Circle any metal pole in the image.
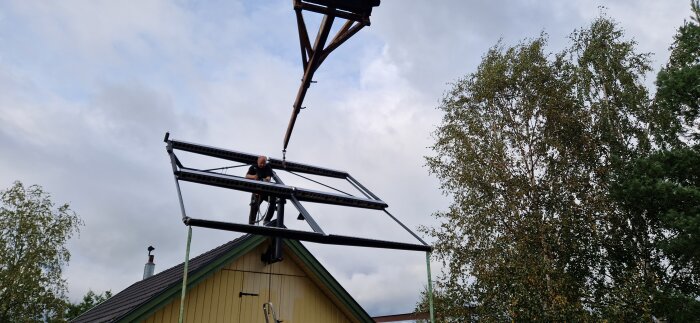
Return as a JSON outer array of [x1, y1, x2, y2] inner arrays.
[[346, 177, 372, 199], [174, 180, 188, 222], [346, 176, 430, 248], [178, 226, 193, 323], [384, 210, 429, 246], [426, 252, 435, 323], [167, 143, 189, 222], [346, 174, 380, 200], [273, 199, 286, 261]]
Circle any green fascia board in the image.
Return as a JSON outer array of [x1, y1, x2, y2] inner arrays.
[[117, 234, 266, 323], [283, 239, 374, 323]]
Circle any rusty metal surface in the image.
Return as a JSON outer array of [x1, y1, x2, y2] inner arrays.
[[283, 13, 335, 151], [283, 0, 380, 152]]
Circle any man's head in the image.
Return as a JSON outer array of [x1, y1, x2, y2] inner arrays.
[[257, 156, 267, 168]]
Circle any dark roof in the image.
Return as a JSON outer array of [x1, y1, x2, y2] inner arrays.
[[71, 235, 251, 323]]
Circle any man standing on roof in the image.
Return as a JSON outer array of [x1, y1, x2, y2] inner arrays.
[[246, 156, 277, 225]]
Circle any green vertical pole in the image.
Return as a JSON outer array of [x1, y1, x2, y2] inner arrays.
[[178, 226, 193, 323], [427, 251, 435, 323]]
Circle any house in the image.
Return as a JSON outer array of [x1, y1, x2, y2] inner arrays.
[[72, 234, 374, 323]]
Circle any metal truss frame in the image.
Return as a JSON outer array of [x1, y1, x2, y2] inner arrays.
[[164, 133, 430, 253]]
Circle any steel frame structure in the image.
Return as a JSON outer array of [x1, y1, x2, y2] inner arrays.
[[165, 133, 430, 254], [171, 2, 437, 322], [283, 0, 381, 154]]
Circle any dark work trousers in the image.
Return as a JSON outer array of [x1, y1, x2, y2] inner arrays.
[[248, 193, 277, 225]]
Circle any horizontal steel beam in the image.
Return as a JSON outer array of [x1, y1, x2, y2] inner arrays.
[[295, 1, 365, 23], [169, 138, 348, 178], [176, 169, 387, 210], [299, 0, 379, 18], [177, 168, 292, 195], [295, 184, 387, 209], [185, 218, 432, 252]]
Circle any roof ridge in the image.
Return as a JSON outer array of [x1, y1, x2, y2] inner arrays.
[[147, 233, 250, 277]]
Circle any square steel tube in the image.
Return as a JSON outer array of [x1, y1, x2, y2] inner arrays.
[[176, 169, 294, 197], [176, 169, 387, 210], [169, 139, 348, 178], [293, 185, 387, 209], [185, 217, 431, 252], [303, 0, 380, 13]]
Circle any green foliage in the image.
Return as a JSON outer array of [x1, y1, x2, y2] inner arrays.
[[0, 181, 82, 322], [612, 147, 700, 320], [65, 290, 112, 320], [423, 16, 654, 321], [423, 3, 699, 321], [604, 3, 700, 320], [566, 18, 657, 321], [414, 285, 468, 323], [653, 0, 700, 145]]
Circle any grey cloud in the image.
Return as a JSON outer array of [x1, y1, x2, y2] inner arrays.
[[0, 75, 209, 300]]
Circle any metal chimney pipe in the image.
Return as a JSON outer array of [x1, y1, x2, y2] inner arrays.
[[143, 246, 155, 279]]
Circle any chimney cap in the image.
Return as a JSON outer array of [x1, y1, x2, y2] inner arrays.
[[147, 246, 155, 256]]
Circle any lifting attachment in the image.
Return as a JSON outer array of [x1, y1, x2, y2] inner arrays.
[[283, 0, 381, 156]]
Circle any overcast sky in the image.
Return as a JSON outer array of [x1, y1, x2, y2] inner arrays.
[[0, 0, 693, 317]]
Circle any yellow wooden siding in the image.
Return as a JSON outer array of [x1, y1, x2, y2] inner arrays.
[[142, 242, 355, 323]]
